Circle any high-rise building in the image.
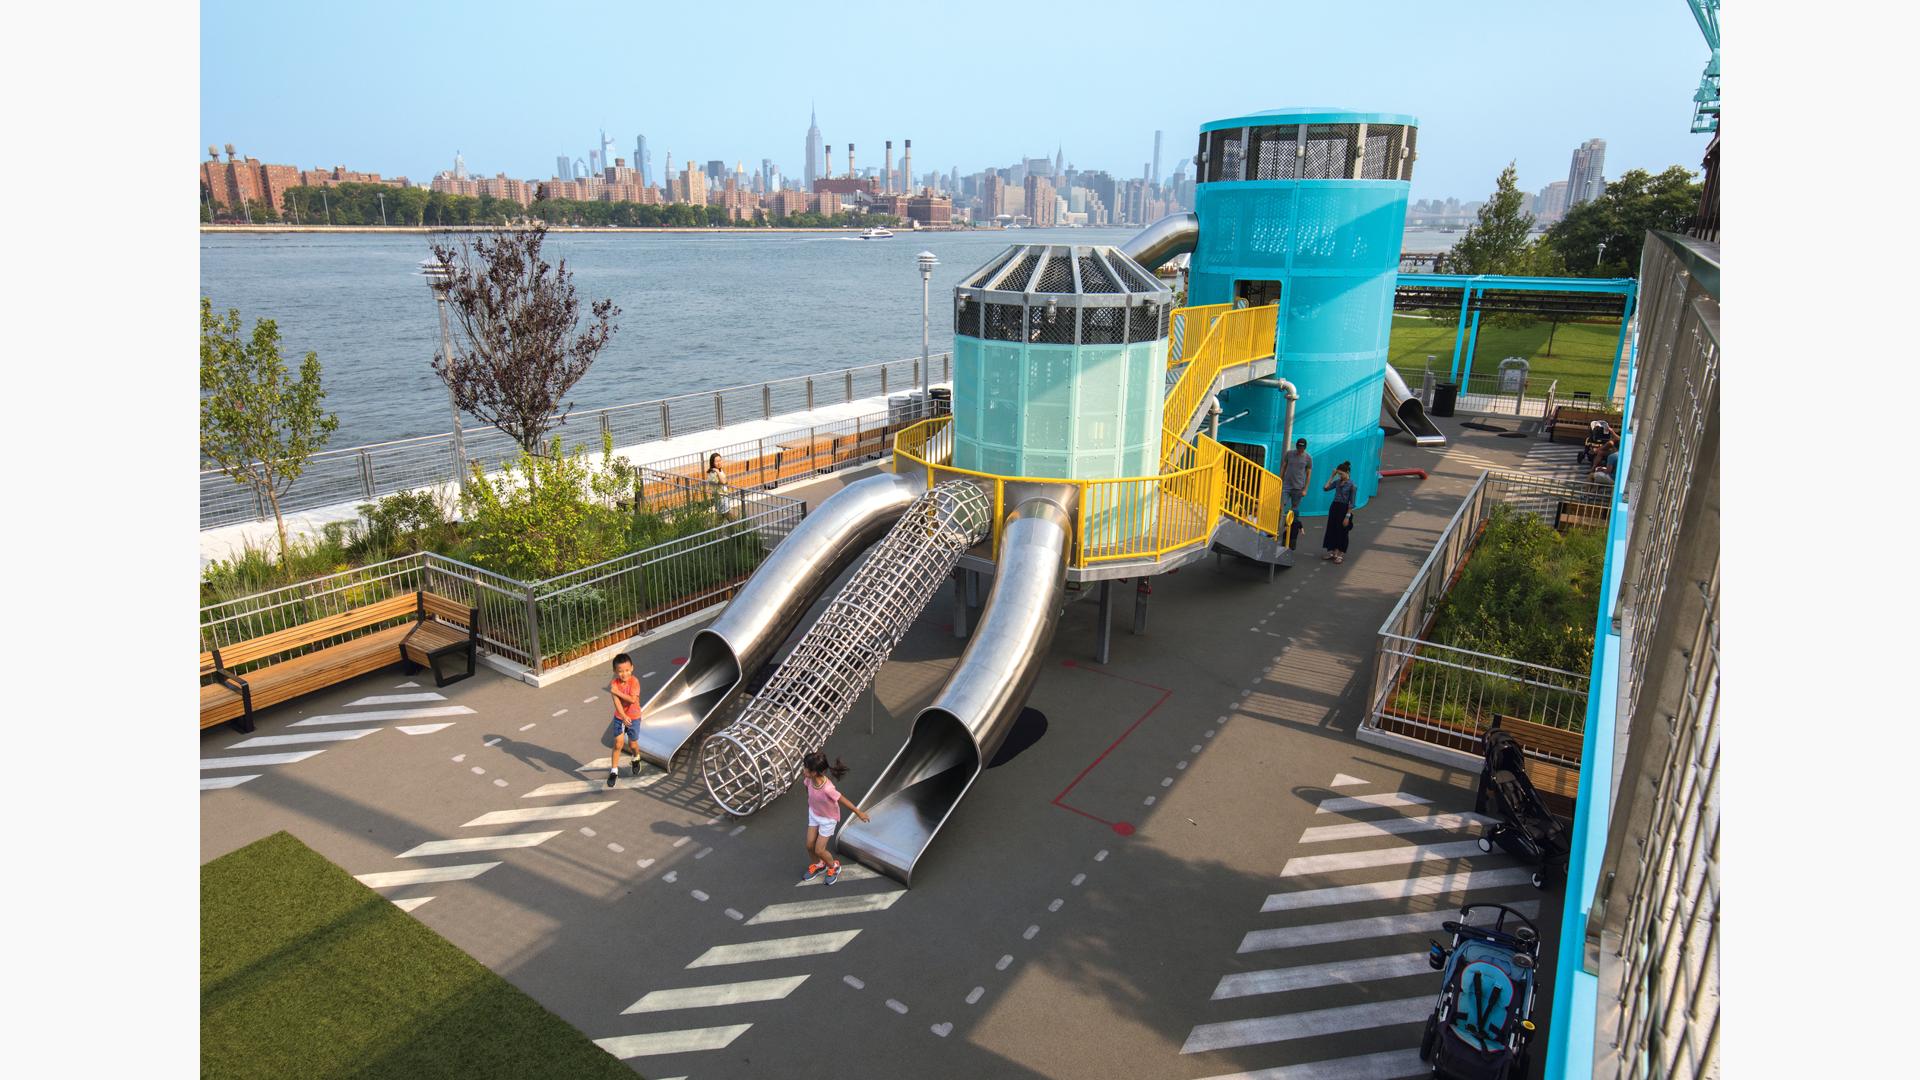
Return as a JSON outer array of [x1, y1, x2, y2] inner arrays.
[[1537, 180, 1571, 221], [1054, 145, 1064, 179], [1566, 138, 1607, 208], [635, 135, 651, 187], [600, 129, 616, 177], [1024, 175, 1057, 227], [981, 174, 1007, 221], [706, 160, 725, 187], [804, 106, 823, 190], [556, 154, 573, 181], [1152, 130, 1163, 184], [453, 151, 468, 181], [589, 149, 602, 175]]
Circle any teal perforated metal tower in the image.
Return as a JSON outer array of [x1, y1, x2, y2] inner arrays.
[[1192, 108, 1417, 516]]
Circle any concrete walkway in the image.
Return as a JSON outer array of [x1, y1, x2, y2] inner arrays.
[[200, 418, 1564, 1079]]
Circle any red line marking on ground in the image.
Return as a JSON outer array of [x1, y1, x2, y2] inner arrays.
[[671, 656, 688, 666], [1051, 663, 1173, 835]]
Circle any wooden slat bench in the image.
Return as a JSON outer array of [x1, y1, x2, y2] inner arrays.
[[1489, 714, 1583, 814], [200, 591, 478, 733], [1549, 405, 1624, 444]]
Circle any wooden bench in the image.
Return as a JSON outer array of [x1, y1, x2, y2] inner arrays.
[[200, 591, 478, 733], [1549, 405, 1624, 445], [1489, 714, 1583, 813]]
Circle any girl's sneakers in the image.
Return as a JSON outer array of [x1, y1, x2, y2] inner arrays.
[[804, 862, 826, 881], [826, 861, 842, 884]]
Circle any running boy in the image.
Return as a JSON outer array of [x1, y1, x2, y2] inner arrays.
[[800, 751, 870, 884], [606, 654, 645, 787]]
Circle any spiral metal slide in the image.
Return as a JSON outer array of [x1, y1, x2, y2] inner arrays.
[[837, 497, 1072, 885], [630, 471, 925, 766]]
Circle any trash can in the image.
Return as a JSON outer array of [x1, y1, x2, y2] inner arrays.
[[929, 386, 952, 418], [1432, 381, 1459, 418]]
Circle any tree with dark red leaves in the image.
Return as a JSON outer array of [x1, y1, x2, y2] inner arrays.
[[427, 225, 620, 459]]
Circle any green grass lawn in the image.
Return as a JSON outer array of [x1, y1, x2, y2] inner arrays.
[[202, 832, 636, 1080], [1388, 315, 1625, 399]]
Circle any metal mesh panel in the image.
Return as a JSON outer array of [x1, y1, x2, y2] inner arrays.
[[1126, 303, 1163, 343], [1034, 252, 1075, 292], [1029, 304, 1077, 344], [954, 294, 979, 338], [983, 302, 1024, 341], [1082, 307, 1126, 345], [1111, 259, 1160, 295], [1206, 129, 1244, 182], [1077, 255, 1119, 293], [994, 251, 1041, 292], [962, 246, 1021, 289], [698, 482, 993, 815], [1399, 126, 1419, 182], [1250, 126, 1299, 180], [1301, 124, 1357, 180], [1361, 126, 1394, 179]]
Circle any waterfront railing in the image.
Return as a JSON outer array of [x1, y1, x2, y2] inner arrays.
[[201, 351, 952, 529], [199, 470, 808, 674], [1364, 469, 1611, 757]]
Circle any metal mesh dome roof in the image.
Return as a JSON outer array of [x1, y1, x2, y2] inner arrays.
[[955, 244, 1171, 302]]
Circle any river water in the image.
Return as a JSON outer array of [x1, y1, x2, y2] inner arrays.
[[199, 226, 1458, 447]]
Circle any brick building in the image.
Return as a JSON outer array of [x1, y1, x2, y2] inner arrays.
[[298, 165, 408, 189], [811, 191, 842, 215], [812, 176, 878, 197], [766, 189, 811, 218], [1024, 176, 1057, 227], [906, 192, 952, 227], [200, 156, 300, 212]]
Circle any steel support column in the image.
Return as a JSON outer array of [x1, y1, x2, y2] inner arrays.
[[952, 571, 970, 639], [1093, 580, 1113, 663]]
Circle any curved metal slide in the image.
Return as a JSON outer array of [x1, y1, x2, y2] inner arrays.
[[837, 497, 1072, 885], [631, 471, 925, 766], [1122, 213, 1446, 449]]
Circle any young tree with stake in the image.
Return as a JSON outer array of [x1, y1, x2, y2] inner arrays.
[[200, 298, 341, 561]]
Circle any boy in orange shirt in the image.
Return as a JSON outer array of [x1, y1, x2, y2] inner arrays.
[[607, 653, 645, 787]]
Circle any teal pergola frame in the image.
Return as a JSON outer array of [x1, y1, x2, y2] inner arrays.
[[1396, 273, 1639, 396]]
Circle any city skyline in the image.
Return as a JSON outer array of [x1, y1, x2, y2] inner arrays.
[[201, 0, 1712, 204]]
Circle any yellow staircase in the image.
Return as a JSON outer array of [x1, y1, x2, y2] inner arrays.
[[1162, 304, 1290, 543]]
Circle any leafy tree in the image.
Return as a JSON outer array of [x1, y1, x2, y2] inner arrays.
[[1545, 166, 1701, 278], [458, 438, 625, 580], [1441, 163, 1535, 276], [428, 225, 620, 458], [200, 298, 341, 561]]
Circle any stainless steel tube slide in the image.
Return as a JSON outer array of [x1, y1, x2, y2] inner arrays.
[[1119, 212, 1199, 270], [837, 496, 1072, 885], [632, 471, 924, 766], [1382, 366, 1448, 447]]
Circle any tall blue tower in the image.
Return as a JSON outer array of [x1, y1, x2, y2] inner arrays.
[[1189, 109, 1417, 515]]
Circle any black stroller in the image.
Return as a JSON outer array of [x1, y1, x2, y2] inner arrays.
[[1420, 903, 1543, 1079], [1473, 726, 1571, 890]]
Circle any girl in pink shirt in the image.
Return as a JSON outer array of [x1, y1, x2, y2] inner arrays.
[[801, 750, 869, 884]]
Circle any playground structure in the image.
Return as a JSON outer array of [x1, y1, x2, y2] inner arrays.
[[635, 107, 1465, 885]]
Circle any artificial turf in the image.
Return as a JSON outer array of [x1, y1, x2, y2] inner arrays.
[[1388, 314, 1626, 398], [201, 831, 636, 1080]]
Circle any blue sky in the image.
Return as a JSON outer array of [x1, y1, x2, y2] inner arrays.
[[200, 0, 1714, 201]]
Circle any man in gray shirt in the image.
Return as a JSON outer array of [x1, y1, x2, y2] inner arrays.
[[1280, 438, 1312, 547]]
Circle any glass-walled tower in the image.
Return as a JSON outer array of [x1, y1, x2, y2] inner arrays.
[[1189, 108, 1417, 514]]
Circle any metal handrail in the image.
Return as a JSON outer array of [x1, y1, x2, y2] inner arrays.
[[1160, 303, 1278, 459]]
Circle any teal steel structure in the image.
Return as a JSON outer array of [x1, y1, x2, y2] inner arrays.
[[1191, 108, 1418, 518], [1395, 273, 1640, 396]]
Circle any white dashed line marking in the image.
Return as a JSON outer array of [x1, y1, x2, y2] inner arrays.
[[887, 999, 908, 1015], [1161, 777, 1173, 788], [696, 847, 712, 859], [1144, 796, 1157, 806], [1023, 925, 1040, 940], [1177, 760, 1189, 770], [638, 858, 656, 869], [1205, 730, 1215, 738], [931, 1022, 952, 1037], [484, 738, 501, 747], [725, 908, 744, 920], [580, 827, 596, 837], [843, 975, 865, 990], [493, 778, 508, 787], [583, 696, 599, 704], [451, 754, 466, 762], [691, 890, 709, 902], [996, 955, 1013, 971], [1095, 849, 1109, 862], [470, 767, 485, 775], [608, 843, 625, 853], [1071, 873, 1086, 886], [519, 723, 536, 732], [552, 709, 568, 717], [664, 871, 678, 883], [1191, 744, 1203, 753], [967, 986, 985, 1004], [644, 671, 657, 679], [729, 825, 746, 837], [673, 836, 691, 848], [1048, 899, 1063, 912]]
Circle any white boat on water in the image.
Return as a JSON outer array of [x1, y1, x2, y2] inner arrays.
[[859, 227, 895, 239]]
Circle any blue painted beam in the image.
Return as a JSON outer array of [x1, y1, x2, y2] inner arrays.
[[1397, 273, 1637, 294], [1606, 283, 1638, 402], [1448, 284, 1473, 381]]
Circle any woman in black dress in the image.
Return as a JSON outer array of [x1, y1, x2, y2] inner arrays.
[[1321, 461, 1357, 564]]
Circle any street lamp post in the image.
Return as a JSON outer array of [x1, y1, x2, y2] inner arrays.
[[917, 250, 938, 419], [419, 258, 467, 487]]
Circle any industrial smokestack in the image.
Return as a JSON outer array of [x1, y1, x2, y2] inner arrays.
[[904, 140, 912, 195], [848, 144, 855, 181], [885, 140, 893, 193], [825, 146, 832, 179]]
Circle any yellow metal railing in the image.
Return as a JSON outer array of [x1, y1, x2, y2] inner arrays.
[[1167, 303, 1233, 365], [1161, 303, 1279, 463], [893, 417, 1239, 569]]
